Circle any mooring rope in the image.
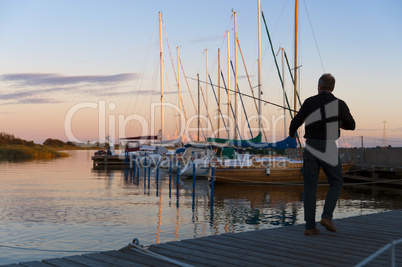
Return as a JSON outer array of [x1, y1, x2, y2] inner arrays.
[[121, 238, 194, 267], [0, 244, 99, 253]]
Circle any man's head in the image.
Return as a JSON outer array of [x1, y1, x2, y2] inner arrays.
[[318, 73, 335, 93]]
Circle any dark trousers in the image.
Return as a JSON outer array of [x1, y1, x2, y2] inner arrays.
[[303, 139, 343, 230]]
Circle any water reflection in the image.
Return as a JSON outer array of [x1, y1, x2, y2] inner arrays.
[[1, 150, 402, 265]]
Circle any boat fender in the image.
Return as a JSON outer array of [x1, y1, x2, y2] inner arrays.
[[266, 167, 270, 175]]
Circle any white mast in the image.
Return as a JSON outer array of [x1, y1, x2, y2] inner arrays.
[[257, 0, 262, 136], [218, 48, 221, 139], [177, 46, 181, 135], [294, 0, 298, 116], [159, 12, 164, 140], [205, 48, 209, 136], [226, 31, 231, 139], [279, 47, 286, 139], [234, 11, 238, 140]]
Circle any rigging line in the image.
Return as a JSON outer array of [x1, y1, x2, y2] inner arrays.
[[230, 60, 253, 139], [220, 71, 242, 140], [195, 75, 208, 141], [284, 51, 302, 106], [261, 10, 294, 120], [129, 20, 157, 103], [302, 0, 326, 73], [125, 18, 158, 137], [209, 74, 228, 134], [162, 60, 179, 136], [237, 38, 268, 142], [179, 58, 199, 116], [237, 39, 259, 116], [262, 9, 302, 148], [162, 18, 179, 84], [198, 83, 216, 134], [179, 58, 206, 140], [186, 76, 297, 113]]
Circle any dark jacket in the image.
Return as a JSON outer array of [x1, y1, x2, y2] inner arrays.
[[289, 91, 355, 140]]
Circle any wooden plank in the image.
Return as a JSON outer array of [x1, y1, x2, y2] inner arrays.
[[18, 262, 54, 267], [83, 253, 138, 266], [42, 258, 87, 267], [112, 248, 181, 267], [187, 234, 350, 267], [149, 243, 247, 267], [276, 225, 393, 250], [223, 230, 390, 265], [165, 240, 276, 267], [252, 228, 390, 260], [61, 255, 116, 267], [178, 237, 323, 267], [11, 210, 402, 267], [258, 224, 399, 264]]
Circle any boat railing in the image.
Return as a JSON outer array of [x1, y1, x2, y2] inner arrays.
[[354, 238, 402, 267]]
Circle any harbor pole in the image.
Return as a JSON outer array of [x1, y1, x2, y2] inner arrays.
[[144, 157, 147, 190], [169, 157, 172, 174], [156, 165, 159, 197], [169, 161, 172, 199], [129, 154, 133, 180], [136, 157, 140, 185], [176, 162, 180, 186], [210, 166, 214, 208], [148, 162, 151, 190], [192, 162, 196, 210], [133, 155, 136, 181]]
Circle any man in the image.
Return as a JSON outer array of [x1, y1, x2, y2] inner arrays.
[[289, 73, 355, 235]]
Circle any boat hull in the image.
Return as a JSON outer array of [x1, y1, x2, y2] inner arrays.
[[210, 163, 353, 184]]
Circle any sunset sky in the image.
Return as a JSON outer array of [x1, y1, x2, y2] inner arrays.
[[1, 0, 401, 147]]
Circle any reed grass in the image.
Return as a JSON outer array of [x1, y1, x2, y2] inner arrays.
[[0, 145, 69, 161]]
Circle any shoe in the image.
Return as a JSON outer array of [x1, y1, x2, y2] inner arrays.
[[320, 218, 337, 232], [304, 228, 320, 236]]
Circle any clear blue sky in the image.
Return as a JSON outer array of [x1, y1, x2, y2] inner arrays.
[[0, 0, 401, 147]]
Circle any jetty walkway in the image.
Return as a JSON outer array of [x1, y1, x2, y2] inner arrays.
[[4, 210, 402, 266]]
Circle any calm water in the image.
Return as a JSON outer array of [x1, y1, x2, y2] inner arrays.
[[1, 150, 402, 264]]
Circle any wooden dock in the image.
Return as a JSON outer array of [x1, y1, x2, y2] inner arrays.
[[4, 210, 402, 266], [91, 155, 125, 169]]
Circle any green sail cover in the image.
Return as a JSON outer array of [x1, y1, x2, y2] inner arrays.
[[207, 133, 262, 147], [206, 133, 297, 150]]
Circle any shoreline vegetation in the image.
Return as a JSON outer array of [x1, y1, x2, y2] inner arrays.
[[0, 132, 98, 161]]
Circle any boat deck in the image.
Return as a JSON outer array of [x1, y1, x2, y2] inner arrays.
[[4, 210, 402, 266]]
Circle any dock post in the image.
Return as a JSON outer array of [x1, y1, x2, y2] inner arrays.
[[156, 164, 160, 197], [148, 163, 151, 190], [132, 155, 136, 181], [211, 166, 214, 207], [129, 154, 133, 180], [176, 162, 180, 186], [136, 159, 140, 185], [143, 157, 147, 178], [144, 157, 147, 190], [133, 155, 137, 179], [192, 162, 196, 210], [123, 152, 128, 180], [169, 162, 172, 199], [192, 162, 196, 192]]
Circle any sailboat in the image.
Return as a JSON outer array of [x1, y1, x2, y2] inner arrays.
[[208, 0, 353, 184], [123, 12, 183, 166]]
